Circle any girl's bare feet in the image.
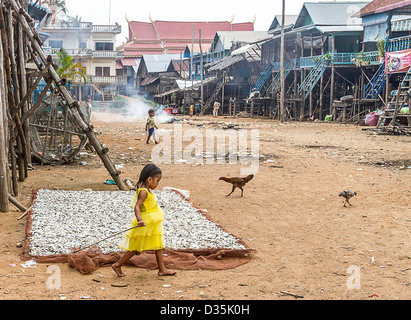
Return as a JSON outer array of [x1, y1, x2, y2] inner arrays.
[[158, 269, 176, 276], [112, 264, 126, 277]]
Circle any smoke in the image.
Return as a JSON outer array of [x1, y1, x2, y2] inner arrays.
[[123, 95, 173, 124], [92, 94, 173, 124]]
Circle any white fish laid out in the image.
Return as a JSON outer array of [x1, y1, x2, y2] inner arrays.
[[28, 189, 246, 256]]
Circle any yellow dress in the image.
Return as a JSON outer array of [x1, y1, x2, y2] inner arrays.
[[119, 188, 165, 252]]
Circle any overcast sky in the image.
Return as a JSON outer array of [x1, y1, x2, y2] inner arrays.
[[64, 0, 366, 44]]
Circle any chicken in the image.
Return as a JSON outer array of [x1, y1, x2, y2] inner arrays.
[[219, 174, 254, 197], [339, 190, 357, 207]]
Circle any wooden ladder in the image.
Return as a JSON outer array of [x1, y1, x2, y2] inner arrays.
[[376, 67, 411, 128]]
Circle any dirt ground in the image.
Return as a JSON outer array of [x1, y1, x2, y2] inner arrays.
[[1, 107, 410, 301]]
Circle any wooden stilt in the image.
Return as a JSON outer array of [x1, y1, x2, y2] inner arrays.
[[0, 6, 10, 212], [330, 36, 336, 117]]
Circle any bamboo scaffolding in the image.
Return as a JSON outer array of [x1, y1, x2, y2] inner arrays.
[[0, 0, 129, 212]]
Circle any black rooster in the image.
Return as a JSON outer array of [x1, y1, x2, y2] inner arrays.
[[339, 190, 357, 207]]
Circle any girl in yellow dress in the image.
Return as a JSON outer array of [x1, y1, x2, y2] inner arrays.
[[112, 164, 176, 277]]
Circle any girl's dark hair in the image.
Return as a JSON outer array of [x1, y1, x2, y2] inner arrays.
[[148, 109, 155, 114], [136, 164, 162, 188]]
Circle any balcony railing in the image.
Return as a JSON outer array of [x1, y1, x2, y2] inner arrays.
[[45, 21, 93, 29], [70, 76, 127, 85], [332, 53, 357, 64], [44, 48, 92, 56], [92, 25, 122, 33], [300, 55, 322, 68], [387, 35, 411, 52], [44, 22, 121, 33], [44, 48, 124, 59], [92, 50, 124, 58], [90, 76, 127, 85], [272, 59, 300, 71], [361, 51, 380, 65], [269, 51, 381, 71]]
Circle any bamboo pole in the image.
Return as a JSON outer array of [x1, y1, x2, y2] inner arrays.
[[1, 5, 28, 182], [18, 9, 31, 175], [8, 193, 27, 212], [330, 35, 336, 117], [389, 83, 402, 126], [279, 0, 285, 123], [0, 19, 9, 212]]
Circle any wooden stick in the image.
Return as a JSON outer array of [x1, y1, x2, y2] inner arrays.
[[280, 291, 304, 299], [124, 178, 135, 190], [17, 204, 33, 220], [73, 225, 140, 253], [0, 9, 10, 212], [8, 193, 27, 212], [390, 83, 403, 126]]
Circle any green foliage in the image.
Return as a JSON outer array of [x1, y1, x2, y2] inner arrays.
[[56, 48, 87, 83], [375, 36, 386, 58], [323, 53, 332, 61]]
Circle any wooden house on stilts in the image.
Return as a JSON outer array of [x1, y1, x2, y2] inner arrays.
[[353, 0, 411, 130], [253, 1, 371, 121]]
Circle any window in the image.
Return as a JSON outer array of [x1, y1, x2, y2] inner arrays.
[[95, 67, 110, 77], [79, 41, 87, 49], [95, 42, 114, 51], [49, 40, 63, 48]]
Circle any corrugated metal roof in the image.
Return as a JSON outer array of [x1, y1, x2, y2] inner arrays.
[[141, 54, 181, 73], [214, 31, 269, 50], [295, 2, 369, 28], [315, 25, 364, 33], [268, 15, 299, 32]]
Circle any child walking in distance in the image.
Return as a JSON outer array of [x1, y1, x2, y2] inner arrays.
[[112, 164, 176, 277], [146, 109, 158, 144]]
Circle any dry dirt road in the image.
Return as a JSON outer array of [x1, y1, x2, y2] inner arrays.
[[1, 109, 410, 301]]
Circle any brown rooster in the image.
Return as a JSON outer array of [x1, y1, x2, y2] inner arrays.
[[219, 174, 254, 197]]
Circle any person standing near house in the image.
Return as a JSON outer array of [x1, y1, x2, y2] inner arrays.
[[213, 101, 221, 117], [229, 97, 235, 116], [195, 100, 201, 116], [86, 98, 92, 122]]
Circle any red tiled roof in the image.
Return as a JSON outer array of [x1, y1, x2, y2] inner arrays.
[[123, 49, 163, 58], [126, 42, 163, 49], [115, 60, 123, 69], [123, 19, 254, 56], [375, 0, 411, 13], [353, 0, 411, 17], [231, 22, 255, 31], [121, 58, 138, 66], [129, 21, 158, 41], [154, 21, 233, 40]]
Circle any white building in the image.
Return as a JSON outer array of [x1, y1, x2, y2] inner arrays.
[[42, 21, 125, 100]]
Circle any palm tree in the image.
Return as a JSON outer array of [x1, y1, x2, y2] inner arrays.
[[56, 48, 87, 83], [41, 0, 67, 16], [69, 15, 82, 28], [41, 0, 68, 25]]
